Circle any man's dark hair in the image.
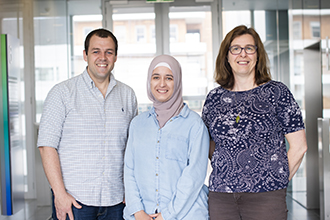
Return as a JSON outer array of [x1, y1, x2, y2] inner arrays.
[[84, 28, 118, 55]]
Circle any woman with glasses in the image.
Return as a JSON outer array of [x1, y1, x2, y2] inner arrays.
[[202, 25, 307, 220]]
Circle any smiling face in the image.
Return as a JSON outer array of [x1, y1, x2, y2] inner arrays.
[[150, 66, 174, 103], [83, 35, 117, 82], [228, 34, 257, 78]]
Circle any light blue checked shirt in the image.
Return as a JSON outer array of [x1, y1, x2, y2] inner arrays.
[[124, 104, 209, 220], [37, 69, 138, 207]]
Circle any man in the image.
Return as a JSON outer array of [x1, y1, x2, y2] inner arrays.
[[38, 28, 138, 220]]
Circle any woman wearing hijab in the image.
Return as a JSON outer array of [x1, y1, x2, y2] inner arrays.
[[124, 54, 210, 220]]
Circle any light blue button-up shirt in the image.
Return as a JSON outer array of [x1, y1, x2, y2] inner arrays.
[[124, 104, 209, 220]]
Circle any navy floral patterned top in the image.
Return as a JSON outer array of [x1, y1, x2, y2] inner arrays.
[[202, 80, 305, 193]]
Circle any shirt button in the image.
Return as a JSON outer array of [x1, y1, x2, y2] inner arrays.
[[157, 141, 159, 143], [156, 173, 158, 176], [156, 189, 158, 192], [156, 157, 159, 159]]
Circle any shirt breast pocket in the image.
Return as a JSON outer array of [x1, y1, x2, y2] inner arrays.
[[165, 134, 189, 163]]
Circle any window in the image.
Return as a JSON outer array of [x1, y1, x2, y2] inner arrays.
[[170, 24, 178, 42], [115, 25, 126, 43], [83, 27, 93, 38], [150, 25, 155, 43], [310, 21, 320, 38], [186, 29, 200, 43], [112, 7, 156, 112], [136, 25, 146, 43], [293, 21, 302, 40], [72, 15, 102, 77], [169, 7, 213, 114]]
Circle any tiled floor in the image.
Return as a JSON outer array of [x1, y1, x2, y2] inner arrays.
[[0, 194, 321, 220], [287, 194, 320, 220], [0, 199, 51, 220]]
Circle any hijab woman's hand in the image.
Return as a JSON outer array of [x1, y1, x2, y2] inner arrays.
[[134, 210, 153, 220], [149, 213, 164, 220]]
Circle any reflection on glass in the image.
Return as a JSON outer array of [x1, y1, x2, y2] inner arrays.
[[169, 7, 212, 114], [34, 1, 70, 122]]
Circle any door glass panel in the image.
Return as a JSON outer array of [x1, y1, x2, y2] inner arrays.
[[289, 8, 306, 206], [0, 1, 25, 192], [321, 9, 330, 117], [169, 6, 212, 114], [112, 7, 156, 113], [35, 0, 102, 122], [71, 14, 102, 77], [34, 0, 70, 122], [322, 47, 330, 117], [290, 5, 323, 207], [321, 2, 330, 217], [222, 11, 251, 36]]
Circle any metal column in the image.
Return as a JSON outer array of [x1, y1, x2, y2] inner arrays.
[[317, 118, 330, 220]]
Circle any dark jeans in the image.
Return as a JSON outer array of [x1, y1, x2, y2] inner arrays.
[[208, 188, 288, 220], [51, 190, 124, 220]]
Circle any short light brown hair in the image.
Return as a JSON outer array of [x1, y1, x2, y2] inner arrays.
[[214, 25, 271, 89]]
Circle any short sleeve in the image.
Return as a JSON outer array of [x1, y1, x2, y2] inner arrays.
[[202, 89, 216, 130], [37, 84, 66, 149], [275, 83, 305, 134]]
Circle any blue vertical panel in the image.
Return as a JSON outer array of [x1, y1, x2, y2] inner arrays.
[[7, 33, 24, 215], [0, 34, 23, 216], [0, 34, 13, 216]]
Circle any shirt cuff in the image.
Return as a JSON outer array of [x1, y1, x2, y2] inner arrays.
[[126, 201, 144, 217]]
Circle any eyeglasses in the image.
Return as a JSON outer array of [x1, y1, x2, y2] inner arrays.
[[229, 45, 257, 55]]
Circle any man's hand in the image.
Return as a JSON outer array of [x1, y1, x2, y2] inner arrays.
[[134, 210, 153, 220], [54, 192, 82, 220]]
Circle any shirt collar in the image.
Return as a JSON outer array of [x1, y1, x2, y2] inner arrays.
[[108, 73, 117, 92], [82, 68, 95, 89], [82, 68, 117, 93], [147, 103, 189, 119]]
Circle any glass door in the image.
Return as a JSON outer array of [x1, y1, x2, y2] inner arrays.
[[290, 0, 330, 209], [169, 5, 213, 114], [321, 3, 330, 117], [320, 2, 330, 217], [108, 1, 214, 114], [111, 6, 156, 112]]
